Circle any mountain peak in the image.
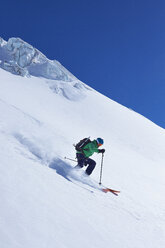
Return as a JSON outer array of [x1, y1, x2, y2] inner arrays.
[[0, 37, 76, 81]]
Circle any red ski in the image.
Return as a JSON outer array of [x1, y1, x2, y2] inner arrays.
[[102, 188, 120, 196]]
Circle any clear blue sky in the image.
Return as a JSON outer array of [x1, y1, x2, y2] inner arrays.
[[1, 0, 165, 128]]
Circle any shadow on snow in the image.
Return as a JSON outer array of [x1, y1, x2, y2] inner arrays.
[[49, 158, 75, 182]]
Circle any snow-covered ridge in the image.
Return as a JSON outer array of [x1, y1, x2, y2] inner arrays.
[[0, 37, 77, 81], [0, 37, 91, 101]]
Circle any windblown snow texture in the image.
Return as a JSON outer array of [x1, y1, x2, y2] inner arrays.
[[0, 37, 165, 248]]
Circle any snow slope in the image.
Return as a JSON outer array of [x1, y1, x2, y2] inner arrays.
[[0, 38, 165, 248]]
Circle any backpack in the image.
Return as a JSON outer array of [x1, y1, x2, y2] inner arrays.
[[74, 137, 91, 152]]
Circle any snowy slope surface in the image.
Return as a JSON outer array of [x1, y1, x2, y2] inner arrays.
[[0, 39, 165, 248]]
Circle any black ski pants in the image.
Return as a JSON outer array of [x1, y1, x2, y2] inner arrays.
[[76, 153, 96, 175]]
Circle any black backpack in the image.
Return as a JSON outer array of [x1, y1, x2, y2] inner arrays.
[[74, 137, 91, 152]]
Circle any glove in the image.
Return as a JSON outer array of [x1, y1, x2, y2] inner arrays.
[[98, 149, 105, 154]]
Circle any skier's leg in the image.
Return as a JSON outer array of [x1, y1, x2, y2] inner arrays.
[[75, 153, 85, 168], [85, 158, 96, 175]]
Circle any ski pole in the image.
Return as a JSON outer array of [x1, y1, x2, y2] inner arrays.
[[64, 157, 77, 163], [99, 153, 104, 185]]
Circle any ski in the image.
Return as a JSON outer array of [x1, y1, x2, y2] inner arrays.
[[102, 188, 120, 196]]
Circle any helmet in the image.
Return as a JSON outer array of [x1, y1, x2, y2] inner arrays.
[[96, 138, 104, 146]]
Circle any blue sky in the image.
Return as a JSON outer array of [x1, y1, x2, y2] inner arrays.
[[1, 0, 165, 128]]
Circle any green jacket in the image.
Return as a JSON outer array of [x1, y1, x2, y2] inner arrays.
[[77, 140, 99, 158]]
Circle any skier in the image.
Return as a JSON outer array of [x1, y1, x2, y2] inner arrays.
[[75, 137, 105, 176]]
